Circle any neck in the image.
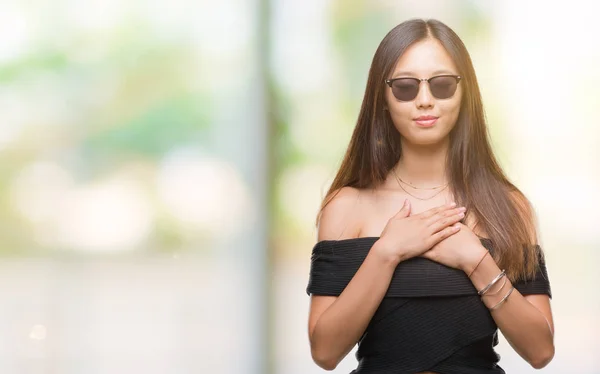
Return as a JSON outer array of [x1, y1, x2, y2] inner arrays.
[[393, 137, 450, 188]]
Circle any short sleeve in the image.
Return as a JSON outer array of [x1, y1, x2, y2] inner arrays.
[[305, 239, 371, 296], [513, 247, 552, 298]]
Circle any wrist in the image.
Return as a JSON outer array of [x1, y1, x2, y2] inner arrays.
[[371, 239, 403, 268], [462, 245, 489, 275], [468, 251, 505, 299]]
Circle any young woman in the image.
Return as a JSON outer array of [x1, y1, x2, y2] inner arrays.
[[306, 19, 554, 374]]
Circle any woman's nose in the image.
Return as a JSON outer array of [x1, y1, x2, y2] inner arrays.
[[414, 81, 434, 108]]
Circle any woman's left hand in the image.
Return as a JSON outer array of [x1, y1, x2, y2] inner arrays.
[[420, 222, 488, 273]]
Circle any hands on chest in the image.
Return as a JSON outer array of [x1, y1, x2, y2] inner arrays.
[[373, 199, 488, 272]]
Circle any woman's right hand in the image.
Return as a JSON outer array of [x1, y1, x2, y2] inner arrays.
[[374, 199, 466, 265]]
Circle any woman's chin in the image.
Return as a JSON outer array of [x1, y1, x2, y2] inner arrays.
[[402, 131, 446, 146], [401, 125, 454, 146]]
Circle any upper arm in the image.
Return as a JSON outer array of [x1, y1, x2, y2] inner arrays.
[[309, 187, 363, 341], [511, 190, 554, 334]]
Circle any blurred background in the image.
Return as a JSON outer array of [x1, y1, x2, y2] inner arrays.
[[0, 0, 598, 373]]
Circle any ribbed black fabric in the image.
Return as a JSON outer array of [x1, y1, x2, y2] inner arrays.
[[306, 237, 552, 374]]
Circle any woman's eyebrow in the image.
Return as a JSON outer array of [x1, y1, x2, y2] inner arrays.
[[391, 69, 456, 78]]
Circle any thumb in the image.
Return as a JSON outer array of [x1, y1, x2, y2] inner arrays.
[[395, 198, 411, 218]]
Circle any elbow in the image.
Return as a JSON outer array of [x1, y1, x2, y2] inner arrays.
[[309, 323, 349, 370], [529, 345, 555, 369], [310, 338, 342, 371], [314, 359, 337, 371], [311, 347, 339, 371]]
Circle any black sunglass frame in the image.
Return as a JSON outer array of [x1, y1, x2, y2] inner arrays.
[[384, 74, 462, 101]]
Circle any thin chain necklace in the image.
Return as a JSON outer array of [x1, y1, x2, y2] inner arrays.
[[395, 173, 448, 190], [392, 169, 448, 201]]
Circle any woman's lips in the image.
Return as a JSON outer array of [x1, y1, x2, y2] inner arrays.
[[414, 117, 438, 127]]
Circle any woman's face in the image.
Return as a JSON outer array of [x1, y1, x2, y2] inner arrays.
[[385, 38, 463, 146]]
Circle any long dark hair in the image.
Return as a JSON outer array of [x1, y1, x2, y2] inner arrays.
[[317, 19, 541, 281]]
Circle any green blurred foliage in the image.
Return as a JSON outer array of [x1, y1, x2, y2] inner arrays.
[[0, 16, 213, 255]]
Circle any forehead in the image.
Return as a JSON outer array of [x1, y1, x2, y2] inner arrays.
[[391, 38, 458, 78]]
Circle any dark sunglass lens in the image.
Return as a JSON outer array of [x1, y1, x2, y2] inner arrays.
[[391, 79, 419, 101], [429, 76, 458, 99]]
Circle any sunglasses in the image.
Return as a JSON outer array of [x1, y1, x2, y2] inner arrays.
[[385, 74, 462, 102]]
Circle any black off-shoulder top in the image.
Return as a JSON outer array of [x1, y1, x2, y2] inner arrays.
[[306, 237, 551, 374]]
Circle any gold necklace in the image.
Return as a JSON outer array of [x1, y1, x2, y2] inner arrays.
[[395, 172, 448, 190], [392, 169, 448, 201]]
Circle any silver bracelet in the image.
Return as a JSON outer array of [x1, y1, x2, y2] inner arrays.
[[483, 276, 508, 297], [477, 270, 506, 296], [489, 286, 515, 311]]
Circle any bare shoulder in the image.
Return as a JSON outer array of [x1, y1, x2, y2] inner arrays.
[[317, 186, 364, 241]]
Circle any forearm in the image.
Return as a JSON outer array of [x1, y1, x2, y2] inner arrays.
[[311, 241, 398, 368], [467, 251, 554, 368]]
